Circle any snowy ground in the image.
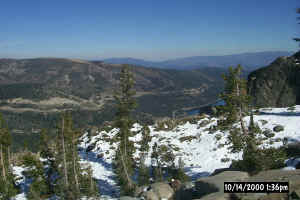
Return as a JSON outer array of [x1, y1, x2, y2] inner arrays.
[[12, 105, 300, 199]]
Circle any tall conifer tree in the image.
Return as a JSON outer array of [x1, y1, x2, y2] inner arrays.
[[294, 8, 300, 43], [138, 125, 151, 186], [222, 65, 260, 173], [220, 65, 250, 128], [0, 113, 16, 199], [113, 65, 137, 195]]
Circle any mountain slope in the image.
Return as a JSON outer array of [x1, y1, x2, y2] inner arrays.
[[0, 58, 226, 151], [248, 51, 300, 107], [78, 106, 300, 197]]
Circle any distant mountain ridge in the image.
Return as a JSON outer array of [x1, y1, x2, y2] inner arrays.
[[103, 51, 293, 70]]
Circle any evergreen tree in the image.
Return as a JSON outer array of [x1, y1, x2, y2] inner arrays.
[[220, 65, 250, 127], [151, 142, 163, 182], [39, 129, 57, 196], [138, 125, 151, 186], [55, 112, 71, 199], [0, 113, 17, 199], [151, 143, 176, 181], [140, 125, 151, 153], [221, 65, 261, 174], [169, 157, 189, 182], [80, 165, 99, 198], [294, 8, 300, 43], [55, 112, 99, 199], [22, 152, 50, 200], [113, 65, 137, 195], [227, 128, 244, 153]]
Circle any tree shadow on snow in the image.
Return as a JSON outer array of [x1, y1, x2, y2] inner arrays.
[[79, 149, 112, 170], [78, 148, 119, 197], [259, 111, 300, 117], [184, 167, 210, 181]]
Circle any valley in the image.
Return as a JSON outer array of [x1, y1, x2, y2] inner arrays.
[[0, 58, 226, 151]]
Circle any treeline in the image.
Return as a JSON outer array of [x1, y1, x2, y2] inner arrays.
[[216, 65, 287, 174], [0, 83, 46, 100], [0, 111, 100, 199]]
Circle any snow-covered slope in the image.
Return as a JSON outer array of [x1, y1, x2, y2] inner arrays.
[[76, 106, 300, 197], [12, 106, 300, 199]]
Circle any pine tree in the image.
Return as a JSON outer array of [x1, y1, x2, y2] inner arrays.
[[113, 65, 137, 195], [0, 113, 17, 199], [294, 8, 300, 43], [79, 164, 99, 198], [151, 142, 163, 182], [55, 112, 80, 199], [23, 152, 50, 200], [221, 65, 261, 173], [140, 125, 151, 153], [220, 65, 250, 127], [54, 112, 100, 199], [39, 129, 57, 196], [138, 125, 151, 186], [172, 157, 189, 182]]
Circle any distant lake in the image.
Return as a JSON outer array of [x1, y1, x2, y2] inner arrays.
[[187, 100, 225, 116]]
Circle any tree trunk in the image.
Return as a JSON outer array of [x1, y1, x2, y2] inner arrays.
[[0, 144, 6, 181], [7, 146, 12, 172], [236, 80, 248, 136], [120, 134, 133, 188], [72, 134, 79, 191], [61, 117, 69, 188], [120, 150, 133, 188], [90, 171, 94, 194], [239, 106, 248, 135]]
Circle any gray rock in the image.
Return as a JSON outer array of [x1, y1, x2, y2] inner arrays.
[[119, 196, 140, 200], [134, 185, 149, 197], [141, 182, 174, 200], [248, 55, 300, 108], [194, 171, 249, 199], [199, 120, 210, 127], [273, 125, 284, 132], [142, 190, 159, 200], [236, 169, 300, 200], [259, 119, 268, 125], [174, 187, 194, 200], [194, 192, 233, 200], [151, 182, 174, 200], [263, 129, 275, 138], [183, 181, 194, 190]]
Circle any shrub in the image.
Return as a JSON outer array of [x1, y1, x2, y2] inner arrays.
[[221, 157, 230, 163], [167, 157, 190, 183], [154, 118, 177, 131], [21, 152, 40, 167], [231, 147, 287, 175], [215, 134, 222, 141], [259, 120, 268, 126], [227, 128, 244, 153], [179, 135, 197, 142], [287, 106, 296, 111], [263, 129, 275, 138]]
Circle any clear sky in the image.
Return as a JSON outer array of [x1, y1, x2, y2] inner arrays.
[[0, 0, 299, 61]]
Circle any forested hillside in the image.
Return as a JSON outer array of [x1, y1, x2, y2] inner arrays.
[[0, 58, 226, 151]]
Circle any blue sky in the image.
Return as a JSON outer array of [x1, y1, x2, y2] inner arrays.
[[0, 0, 299, 60]]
